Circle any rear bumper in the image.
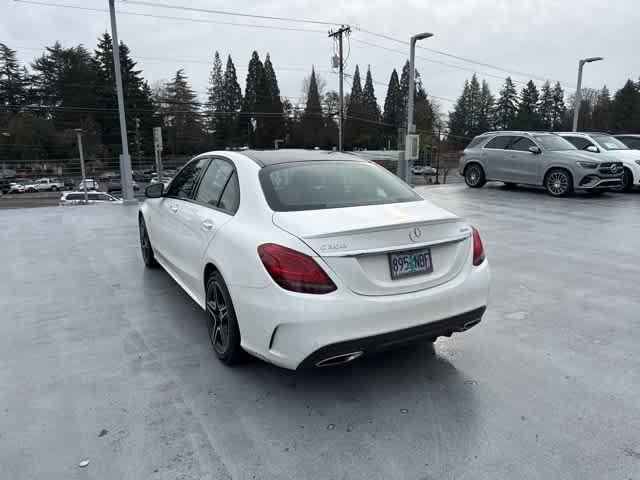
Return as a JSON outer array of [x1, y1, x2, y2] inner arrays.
[[231, 256, 490, 370], [297, 306, 486, 369]]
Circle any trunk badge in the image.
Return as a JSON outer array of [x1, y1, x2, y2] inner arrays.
[[409, 227, 423, 242]]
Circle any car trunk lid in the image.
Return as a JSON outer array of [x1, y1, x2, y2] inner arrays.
[[272, 200, 472, 296]]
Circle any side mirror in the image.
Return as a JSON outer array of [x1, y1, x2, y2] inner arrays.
[[145, 183, 164, 198], [529, 146, 541, 154], [586, 145, 599, 153]]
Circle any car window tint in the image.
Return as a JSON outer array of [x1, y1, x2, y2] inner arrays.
[[260, 161, 422, 212], [166, 158, 208, 199], [88, 193, 100, 200], [466, 136, 486, 149], [484, 136, 513, 149], [563, 136, 593, 150], [194, 159, 234, 206], [218, 171, 240, 214], [508, 137, 536, 151], [66, 194, 82, 200]]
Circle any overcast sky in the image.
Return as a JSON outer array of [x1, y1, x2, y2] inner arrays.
[[3, 0, 639, 115]]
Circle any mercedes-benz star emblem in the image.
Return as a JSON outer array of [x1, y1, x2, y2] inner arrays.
[[409, 227, 422, 242], [611, 164, 618, 173]]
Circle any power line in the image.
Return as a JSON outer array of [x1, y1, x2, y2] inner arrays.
[[119, 0, 339, 26], [12, 0, 327, 33], [354, 27, 572, 87]]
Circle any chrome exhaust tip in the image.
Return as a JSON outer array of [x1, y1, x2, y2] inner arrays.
[[460, 318, 481, 331], [315, 351, 364, 367]]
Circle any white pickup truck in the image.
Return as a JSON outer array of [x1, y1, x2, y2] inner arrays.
[[25, 177, 65, 192]]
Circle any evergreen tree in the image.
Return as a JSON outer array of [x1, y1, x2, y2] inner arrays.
[[241, 51, 270, 147], [515, 80, 540, 130], [551, 82, 566, 130], [0, 43, 27, 112], [448, 79, 472, 148], [399, 60, 411, 120], [162, 69, 204, 154], [93, 33, 155, 161], [206, 51, 224, 145], [361, 66, 381, 148], [220, 55, 243, 146], [261, 53, 285, 147], [591, 86, 613, 132], [382, 69, 401, 146], [538, 81, 555, 130], [301, 67, 325, 147], [478, 80, 495, 132], [612, 79, 640, 132], [495, 77, 518, 130], [344, 65, 364, 148], [31, 43, 101, 132]]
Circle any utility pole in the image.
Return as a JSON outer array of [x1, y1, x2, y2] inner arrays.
[[328, 25, 350, 152], [108, 0, 135, 204], [75, 129, 88, 204], [572, 56, 604, 131]]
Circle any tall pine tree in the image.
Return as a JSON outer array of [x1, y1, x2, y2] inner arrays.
[[551, 82, 566, 130], [162, 69, 203, 154], [515, 80, 540, 130], [301, 67, 324, 147], [592, 86, 612, 132], [478, 80, 495, 133], [495, 77, 518, 130], [0, 43, 27, 113], [612, 79, 640, 132], [382, 69, 401, 147], [344, 65, 364, 148], [261, 53, 285, 148], [538, 81, 554, 130], [220, 55, 243, 146], [361, 66, 381, 148], [206, 51, 224, 145]]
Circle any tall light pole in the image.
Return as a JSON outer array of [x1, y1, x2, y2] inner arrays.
[[108, 0, 135, 204], [74, 129, 89, 204], [572, 56, 603, 132], [403, 32, 433, 183]]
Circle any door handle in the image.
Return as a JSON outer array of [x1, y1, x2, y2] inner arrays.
[[201, 220, 214, 231], [169, 204, 178, 213]]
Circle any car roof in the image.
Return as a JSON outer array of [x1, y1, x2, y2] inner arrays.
[[614, 134, 640, 138], [555, 131, 611, 136], [240, 149, 366, 167]]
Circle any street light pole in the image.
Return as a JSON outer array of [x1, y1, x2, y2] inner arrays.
[[75, 129, 88, 204], [572, 56, 603, 132], [405, 32, 433, 183], [108, 0, 135, 204]]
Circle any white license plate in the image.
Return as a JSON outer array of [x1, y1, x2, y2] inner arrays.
[[388, 248, 433, 280]]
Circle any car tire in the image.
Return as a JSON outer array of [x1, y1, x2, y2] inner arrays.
[[205, 272, 244, 365], [617, 168, 634, 192], [464, 164, 486, 188], [51, 186, 58, 191], [544, 169, 573, 197], [139, 216, 159, 268]]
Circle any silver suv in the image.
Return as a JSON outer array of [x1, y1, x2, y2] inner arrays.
[[459, 131, 624, 196]]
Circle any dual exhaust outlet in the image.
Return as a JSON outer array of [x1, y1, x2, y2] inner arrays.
[[315, 351, 363, 367]]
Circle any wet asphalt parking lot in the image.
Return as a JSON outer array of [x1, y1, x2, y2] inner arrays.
[[1, 183, 639, 479]]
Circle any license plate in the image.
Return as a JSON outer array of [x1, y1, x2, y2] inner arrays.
[[388, 248, 433, 280]]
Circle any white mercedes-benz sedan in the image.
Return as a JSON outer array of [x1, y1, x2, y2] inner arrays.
[[139, 150, 490, 369]]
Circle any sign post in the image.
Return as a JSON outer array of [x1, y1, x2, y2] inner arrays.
[[153, 127, 163, 184]]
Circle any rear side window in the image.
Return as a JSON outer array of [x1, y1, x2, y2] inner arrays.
[[484, 136, 514, 149], [65, 193, 83, 200], [218, 172, 240, 214], [194, 159, 234, 207], [260, 161, 422, 212], [508, 137, 536, 151], [466, 136, 486, 149]]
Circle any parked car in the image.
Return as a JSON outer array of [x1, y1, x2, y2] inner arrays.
[[25, 177, 65, 192], [150, 175, 173, 186], [411, 165, 437, 175], [139, 150, 490, 369], [8, 179, 28, 193], [132, 170, 152, 182], [0, 178, 11, 194], [77, 179, 100, 191], [459, 131, 623, 196], [105, 178, 140, 194], [556, 132, 640, 192], [59, 191, 121, 205], [614, 134, 640, 150]]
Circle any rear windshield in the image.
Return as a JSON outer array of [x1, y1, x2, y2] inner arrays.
[[533, 135, 576, 151], [259, 161, 422, 212]]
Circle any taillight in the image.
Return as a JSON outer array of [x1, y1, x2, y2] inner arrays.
[[472, 227, 486, 266], [258, 243, 337, 294]]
